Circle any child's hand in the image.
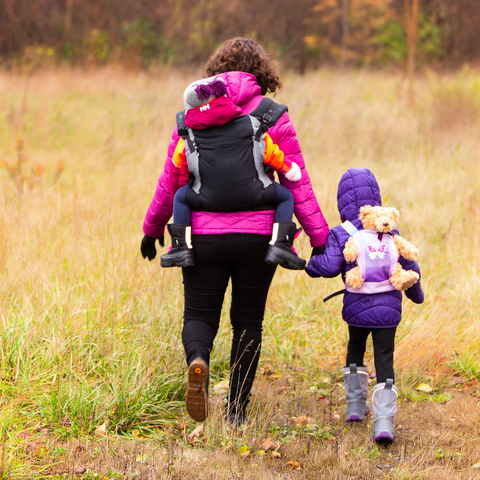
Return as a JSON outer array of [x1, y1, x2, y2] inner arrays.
[[285, 162, 301, 182], [141, 235, 165, 261]]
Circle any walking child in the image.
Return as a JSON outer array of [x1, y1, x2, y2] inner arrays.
[[306, 168, 424, 442]]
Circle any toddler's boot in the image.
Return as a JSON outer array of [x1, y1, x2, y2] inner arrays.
[[185, 358, 209, 422], [160, 224, 195, 268], [372, 379, 398, 442], [264, 222, 306, 270], [343, 364, 370, 421]]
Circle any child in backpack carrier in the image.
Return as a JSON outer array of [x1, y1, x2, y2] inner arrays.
[[160, 76, 306, 271], [306, 168, 424, 443]]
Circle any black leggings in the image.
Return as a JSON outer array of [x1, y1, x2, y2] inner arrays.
[[346, 325, 396, 384], [182, 233, 276, 411]]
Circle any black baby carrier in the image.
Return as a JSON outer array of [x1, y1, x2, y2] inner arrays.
[[176, 98, 287, 212]]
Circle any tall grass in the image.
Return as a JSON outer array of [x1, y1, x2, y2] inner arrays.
[[0, 66, 479, 450]]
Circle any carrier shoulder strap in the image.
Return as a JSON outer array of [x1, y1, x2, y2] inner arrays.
[[250, 98, 288, 141], [341, 220, 359, 237], [176, 110, 195, 153]]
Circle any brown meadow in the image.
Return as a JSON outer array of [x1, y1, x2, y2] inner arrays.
[[0, 67, 479, 478]]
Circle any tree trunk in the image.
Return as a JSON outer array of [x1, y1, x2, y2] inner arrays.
[[405, 0, 419, 100], [341, 0, 349, 68]]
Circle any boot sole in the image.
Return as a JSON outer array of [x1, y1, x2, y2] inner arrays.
[[346, 414, 364, 422], [264, 248, 306, 270], [186, 361, 208, 422], [373, 432, 395, 443], [160, 251, 195, 268]]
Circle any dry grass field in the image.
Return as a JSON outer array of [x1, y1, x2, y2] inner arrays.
[[0, 66, 480, 478]]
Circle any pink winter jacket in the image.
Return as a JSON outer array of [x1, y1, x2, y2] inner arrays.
[[143, 71, 329, 248]]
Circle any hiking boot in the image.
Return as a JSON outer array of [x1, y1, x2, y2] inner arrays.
[[185, 358, 209, 422], [160, 224, 195, 268], [264, 222, 306, 270], [343, 364, 370, 422], [372, 379, 398, 443]]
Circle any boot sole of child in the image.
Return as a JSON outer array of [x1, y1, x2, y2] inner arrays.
[[186, 360, 208, 422], [373, 432, 395, 443], [160, 251, 195, 268]]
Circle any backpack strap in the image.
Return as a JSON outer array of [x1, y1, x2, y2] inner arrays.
[[341, 220, 359, 237], [176, 110, 195, 153], [250, 98, 288, 141], [323, 289, 346, 303]]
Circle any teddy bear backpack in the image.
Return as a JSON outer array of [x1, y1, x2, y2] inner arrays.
[[341, 221, 399, 294]]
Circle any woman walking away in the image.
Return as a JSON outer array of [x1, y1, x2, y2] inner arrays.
[[141, 38, 329, 425]]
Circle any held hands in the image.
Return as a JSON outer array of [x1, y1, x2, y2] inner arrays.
[[141, 235, 165, 261]]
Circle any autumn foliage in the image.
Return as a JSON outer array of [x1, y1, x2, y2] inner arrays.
[[0, 0, 479, 71]]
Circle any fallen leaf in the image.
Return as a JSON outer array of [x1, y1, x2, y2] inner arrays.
[[132, 429, 140, 438], [271, 451, 281, 458], [289, 416, 315, 426], [238, 445, 249, 454], [188, 424, 204, 439], [416, 383, 433, 393], [222, 445, 233, 453], [136, 454, 147, 463], [288, 461, 301, 470], [75, 445, 86, 454], [473, 463, 480, 469], [259, 437, 275, 451], [240, 450, 251, 458], [75, 467, 87, 475], [257, 449, 266, 457], [34, 446, 48, 456], [95, 423, 107, 438]]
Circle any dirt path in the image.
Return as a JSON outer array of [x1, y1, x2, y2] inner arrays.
[[37, 384, 480, 479]]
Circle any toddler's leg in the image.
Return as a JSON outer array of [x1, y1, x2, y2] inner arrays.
[[371, 327, 398, 443], [343, 326, 371, 421], [161, 185, 195, 268], [272, 182, 294, 223], [173, 185, 192, 226]]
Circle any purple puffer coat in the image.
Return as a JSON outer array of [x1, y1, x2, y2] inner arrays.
[[306, 168, 424, 328], [143, 71, 329, 248]]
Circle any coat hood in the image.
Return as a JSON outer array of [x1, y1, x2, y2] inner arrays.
[[183, 71, 261, 129], [337, 168, 381, 222], [220, 71, 262, 106]]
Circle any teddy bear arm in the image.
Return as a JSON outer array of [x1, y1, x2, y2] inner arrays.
[[345, 266, 364, 290], [393, 235, 419, 261], [343, 237, 358, 263], [390, 263, 419, 291]]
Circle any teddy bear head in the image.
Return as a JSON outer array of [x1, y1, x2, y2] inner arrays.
[[359, 205, 400, 233]]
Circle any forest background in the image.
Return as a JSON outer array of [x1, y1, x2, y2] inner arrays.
[[1, 0, 479, 72]]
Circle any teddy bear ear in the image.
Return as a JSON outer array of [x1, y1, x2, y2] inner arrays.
[[391, 208, 400, 222], [359, 205, 370, 220]]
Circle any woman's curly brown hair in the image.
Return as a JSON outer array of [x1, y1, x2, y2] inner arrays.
[[205, 38, 282, 96]]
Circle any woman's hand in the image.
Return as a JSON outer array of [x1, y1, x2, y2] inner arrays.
[[141, 235, 165, 261]]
